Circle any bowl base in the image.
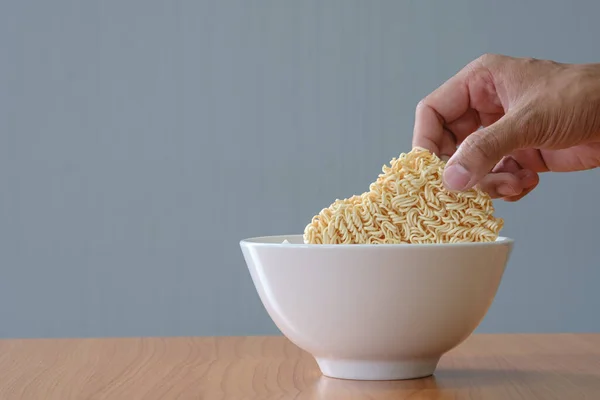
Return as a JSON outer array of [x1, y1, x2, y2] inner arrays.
[[315, 357, 439, 381]]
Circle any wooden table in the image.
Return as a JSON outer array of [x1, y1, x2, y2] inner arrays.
[[0, 334, 599, 399]]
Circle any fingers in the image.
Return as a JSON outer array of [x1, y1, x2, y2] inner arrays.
[[412, 54, 507, 157], [412, 54, 546, 195], [478, 169, 539, 200], [412, 61, 479, 155], [478, 155, 540, 201], [477, 172, 523, 198], [502, 169, 540, 202], [443, 114, 523, 191]]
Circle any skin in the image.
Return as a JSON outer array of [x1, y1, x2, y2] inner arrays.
[[412, 53, 600, 201]]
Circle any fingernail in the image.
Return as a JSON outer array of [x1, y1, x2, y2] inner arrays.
[[443, 164, 471, 190], [497, 183, 520, 196], [517, 170, 537, 187]]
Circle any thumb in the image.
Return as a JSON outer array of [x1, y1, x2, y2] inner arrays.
[[443, 115, 522, 191]]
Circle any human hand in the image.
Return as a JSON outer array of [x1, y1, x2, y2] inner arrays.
[[412, 53, 600, 201]]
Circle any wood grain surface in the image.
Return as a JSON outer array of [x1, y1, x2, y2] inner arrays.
[[0, 334, 598, 399]]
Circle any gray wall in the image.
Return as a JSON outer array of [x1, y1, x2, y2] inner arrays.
[[1, 0, 599, 338]]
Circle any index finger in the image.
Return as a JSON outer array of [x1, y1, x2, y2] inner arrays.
[[412, 60, 481, 155]]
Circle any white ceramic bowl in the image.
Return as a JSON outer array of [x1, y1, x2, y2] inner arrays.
[[240, 234, 513, 381]]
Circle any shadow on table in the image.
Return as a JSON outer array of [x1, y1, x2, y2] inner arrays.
[[434, 367, 600, 388], [296, 367, 600, 399]]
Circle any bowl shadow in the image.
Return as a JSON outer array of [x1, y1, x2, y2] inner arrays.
[[296, 366, 600, 399]]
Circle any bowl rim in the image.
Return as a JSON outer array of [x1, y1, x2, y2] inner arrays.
[[240, 234, 514, 249]]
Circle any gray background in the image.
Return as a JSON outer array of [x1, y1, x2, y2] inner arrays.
[[1, 0, 599, 339]]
